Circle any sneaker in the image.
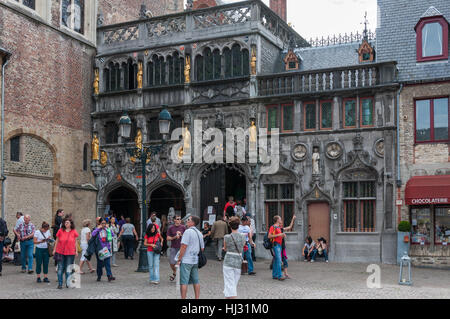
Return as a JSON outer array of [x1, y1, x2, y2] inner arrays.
[[326, 260, 329, 263], [248, 272, 256, 276], [57, 285, 63, 289], [44, 278, 50, 283], [37, 277, 42, 283], [97, 278, 101, 282], [310, 260, 314, 263], [28, 270, 34, 274], [303, 259, 308, 262], [21, 269, 26, 273], [278, 277, 286, 281], [112, 264, 118, 267]]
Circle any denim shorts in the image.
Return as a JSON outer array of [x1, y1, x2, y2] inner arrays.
[[180, 263, 199, 285]]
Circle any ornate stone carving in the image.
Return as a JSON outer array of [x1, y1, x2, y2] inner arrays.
[[192, 4, 252, 29], [291, 143, 307, 162], [325, 142, 343, 160], [374, 138, 384, 158], [104, 26, 139, 45], [146, 16, 186, 38]]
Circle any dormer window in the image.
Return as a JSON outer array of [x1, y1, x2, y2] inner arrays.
[[284, 50, 299, 71], [415, 14, 448, 62]]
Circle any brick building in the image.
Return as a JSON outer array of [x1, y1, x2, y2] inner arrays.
[[0, 0, 182, 232], [377, 0, 450, 267]]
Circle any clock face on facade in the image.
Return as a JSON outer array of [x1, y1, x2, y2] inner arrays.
[[291, 144, 307, 161], [326, 142, 342, 160]]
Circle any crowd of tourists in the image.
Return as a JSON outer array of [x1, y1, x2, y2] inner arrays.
[[0, 196, 329, 299]]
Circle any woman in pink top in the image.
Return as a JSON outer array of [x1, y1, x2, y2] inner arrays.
[[53, 217, 78, 289]]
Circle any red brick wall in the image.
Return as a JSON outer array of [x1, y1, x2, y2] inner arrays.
[[193, 0, 217, 10], [0, 6, 94, 131], [270, 0, 286, 22], [100, 0, 184, 25]]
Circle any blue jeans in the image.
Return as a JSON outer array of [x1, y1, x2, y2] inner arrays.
[[0, 240, 3, 273], [242, 243, 254, 274], [272, 244, 282, 279], [57, 255, 75, 286], [20, 240, 34, 271], [311, 249, 328, 261], [147, 251, 160, 282], [97, 256, 112, 279]]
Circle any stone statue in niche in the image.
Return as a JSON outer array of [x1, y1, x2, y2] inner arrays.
[[137, 62, 143, 89], [91, 135, 100, 161], [312, 146, 320, 175]]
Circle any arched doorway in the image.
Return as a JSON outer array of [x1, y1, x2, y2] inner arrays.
[[149, 185, 186, 220], [200, 164, 247, 222], [107, 186, 140, 228]]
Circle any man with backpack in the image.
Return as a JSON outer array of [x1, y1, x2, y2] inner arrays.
[[0, 217, 9, 276], [268, 215, 286, 281]]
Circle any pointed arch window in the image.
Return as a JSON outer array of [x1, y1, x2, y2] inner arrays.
[[213, 49, 221, 79], [196, 54, 204, 81], [342, 178, 376, 232]]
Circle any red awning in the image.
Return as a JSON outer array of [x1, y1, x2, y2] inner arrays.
[[405, 175, 450, 205]]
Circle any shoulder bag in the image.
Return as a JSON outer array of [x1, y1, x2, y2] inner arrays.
[[196, 230, 207, 269], [153, 236, 162, 255], [41, 230, 54, 257]]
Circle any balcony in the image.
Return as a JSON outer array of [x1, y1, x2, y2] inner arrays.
[[96, 0, 309, 55], [257, 61, 398, 97]]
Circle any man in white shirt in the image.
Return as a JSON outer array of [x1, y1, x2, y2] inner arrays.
[[176, 215, 204, 299]]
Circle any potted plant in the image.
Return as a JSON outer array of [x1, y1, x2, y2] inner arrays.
[[397, 221, 411, 264]]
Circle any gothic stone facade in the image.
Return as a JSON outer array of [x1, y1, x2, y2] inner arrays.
[[93, 0, 398, 263]]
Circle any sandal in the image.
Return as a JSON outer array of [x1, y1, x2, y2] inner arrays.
[[169, 273, 176, 281], [89, 269, 95, 273]]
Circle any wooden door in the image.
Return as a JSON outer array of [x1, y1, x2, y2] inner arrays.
[[307, 202, 330, 244]]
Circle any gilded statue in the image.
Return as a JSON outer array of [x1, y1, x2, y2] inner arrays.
[[135, 129, 143, 150], [184, 56, 191, 84], [93, 69, 99, 95], [251, 47, 257, 76], [100, 150, 108, 166], [137, 61, 143, 89], [91, 135, 100, 161], [183, 126, 191, 151], [249, 120, 257, 143]]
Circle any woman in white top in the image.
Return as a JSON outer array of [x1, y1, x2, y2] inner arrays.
[[79, 219, 94, 274], [33, 222, 52, 283], [109, 217, 120, 267]]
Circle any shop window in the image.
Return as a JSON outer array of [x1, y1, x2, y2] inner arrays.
[[435, 207, 450, 245], [304, 102, 316, 131], [61, 0, 85, 34], [343, 181, 376, 232], [411, 207, 431, 245], [282, 104, 294, 132], [415, 97, 449, 143], [105, 122, 118, 144], [10, 136, 20, 162], [266, 105, 279, 132], [343, 98, 357, 128], [416, 16, 449, 62], [265, 184, 294, 229], [360, 97, 374, 127], [320, 100, 332, 130]]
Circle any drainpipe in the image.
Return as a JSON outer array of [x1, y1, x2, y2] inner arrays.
[[396, 83, 404, 226], [1, 50, 11, 220]]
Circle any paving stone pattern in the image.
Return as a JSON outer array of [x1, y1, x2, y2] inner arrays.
[[0, 253, 449, 299]]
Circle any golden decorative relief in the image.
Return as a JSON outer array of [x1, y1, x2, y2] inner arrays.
[[249, 120, 257, 143], [100, 150, 108, 166], [91, 135, 100, 161], [93, 69, 99, 95], [135, 129, 143, 150], [251, 47, 257, 75], [184, 56, 191, 84], [137, 61, 143, 89]]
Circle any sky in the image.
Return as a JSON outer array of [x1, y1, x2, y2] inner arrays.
[[219, 0, 378, 41]]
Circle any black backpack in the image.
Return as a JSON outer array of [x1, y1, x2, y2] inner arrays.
[[263, 231, 272, 250], [0, 218, 8, 237]]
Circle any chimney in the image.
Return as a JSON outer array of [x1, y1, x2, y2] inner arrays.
[[270, 0, 287, 22]]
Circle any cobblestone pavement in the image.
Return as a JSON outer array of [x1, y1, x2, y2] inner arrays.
[[0, 253, 449, 299]]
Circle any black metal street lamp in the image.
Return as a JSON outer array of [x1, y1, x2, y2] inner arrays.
[[123, 108, 172, 272]]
